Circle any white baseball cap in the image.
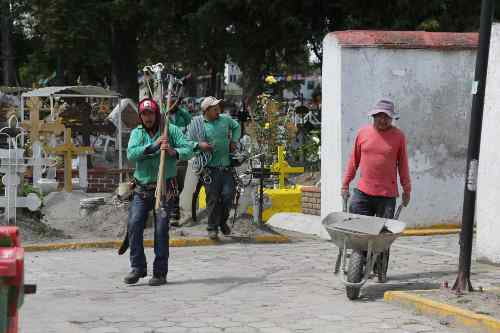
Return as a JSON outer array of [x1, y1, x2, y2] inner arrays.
[[201, 96, 223, 112]]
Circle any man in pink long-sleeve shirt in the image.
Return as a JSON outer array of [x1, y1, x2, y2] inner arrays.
[[341, 99, 411, 282]]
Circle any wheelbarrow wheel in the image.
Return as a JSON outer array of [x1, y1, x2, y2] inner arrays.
[[346, 250, 364, 300]]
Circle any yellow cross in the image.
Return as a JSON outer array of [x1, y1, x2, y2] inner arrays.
[[21, 97, 65, 141], [45, 128, 94, 192], [270, 145, 304, 189]]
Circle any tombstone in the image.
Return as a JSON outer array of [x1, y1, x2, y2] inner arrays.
[[20, 97, 65, 188], [0, 148, 42, 224], [45, 128, 93, 192], [270, 145, 303, 189]]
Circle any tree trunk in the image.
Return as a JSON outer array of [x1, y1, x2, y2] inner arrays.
[[55, 53, 65, 85], [111, 22, 139, 101], [207, 66, 217, 97], [1, 0, 17, 86]]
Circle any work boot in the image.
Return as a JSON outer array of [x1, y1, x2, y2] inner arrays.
[[220, 222, 231, 236], [208, 230, 219, 240], [123, 270, 147, 284], [149, 274, 167, 286]]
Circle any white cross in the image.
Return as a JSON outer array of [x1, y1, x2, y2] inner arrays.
[[0, 148, 45, 224], [32, 142, 57, 187]]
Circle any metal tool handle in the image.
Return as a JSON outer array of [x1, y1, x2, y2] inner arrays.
[[394, 204, 403, 220]]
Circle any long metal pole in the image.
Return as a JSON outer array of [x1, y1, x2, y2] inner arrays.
[[259, 154, 264, 226], [453, 0, 494, 293]]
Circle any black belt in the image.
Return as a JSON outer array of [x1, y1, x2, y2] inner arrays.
[[135, 182, 157, 192], [206, 166, 232, 171]]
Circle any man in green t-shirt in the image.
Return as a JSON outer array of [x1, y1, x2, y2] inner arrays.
[[165, 96, 192, 132], [195, 96, 241, 240], [125, 98, 193, 286]]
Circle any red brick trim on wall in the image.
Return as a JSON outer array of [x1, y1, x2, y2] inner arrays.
[[301, 186, 321, 216], [55, 168, 134, 193]]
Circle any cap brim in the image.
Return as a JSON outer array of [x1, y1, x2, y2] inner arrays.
[[202, 99, 223, 111], [209, 99, 223, 107]]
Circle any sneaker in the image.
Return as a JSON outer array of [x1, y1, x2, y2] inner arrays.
[[123, 270, 147, 284], [220, 222, 231, 236], [208, 230, 219, 240], [149, 274, 167, 286]]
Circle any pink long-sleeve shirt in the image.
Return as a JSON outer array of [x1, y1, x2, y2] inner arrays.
[[342, 125, 411, 198]]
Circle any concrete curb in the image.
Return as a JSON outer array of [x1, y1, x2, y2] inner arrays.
[[24, 235, 290, 252], [384, 291, 500, 332], [402, 228, 461, 236]]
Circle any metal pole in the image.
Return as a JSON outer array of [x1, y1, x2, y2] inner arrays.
[[452, 0, 494, 293], [118, 98, 123, 182], [259, 154, 264, 225], [20, 96, 24, 147], [49, 95, 54, 119]]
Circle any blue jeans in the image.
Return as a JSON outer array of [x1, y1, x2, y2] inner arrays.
[[128, 190, 169, 276], [205, 168, 235, 232]]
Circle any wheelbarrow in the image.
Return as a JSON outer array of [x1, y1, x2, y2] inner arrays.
[[322, 203, 405, 300]]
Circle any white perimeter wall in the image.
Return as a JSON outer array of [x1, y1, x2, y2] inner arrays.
[[322, 34, 476, 227], [477, 24, 500, 264]]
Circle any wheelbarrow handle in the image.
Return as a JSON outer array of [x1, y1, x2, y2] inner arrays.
[[394, 204, 404, 220]]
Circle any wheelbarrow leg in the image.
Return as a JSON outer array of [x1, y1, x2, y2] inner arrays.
[[334, 250, 342, 274], [375, 249, 390, 283], [335, 240, 347, 274]]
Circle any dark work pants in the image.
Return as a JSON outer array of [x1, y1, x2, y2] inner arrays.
[[205, 168, 235, 232], [170, 161, 188, 220], [128, 190, 170, 276], [349, 188, 396, 219], [349, 188, 396, 273]]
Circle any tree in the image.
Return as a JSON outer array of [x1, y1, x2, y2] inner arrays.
[[224, 0, 310, 97], [1, 0, 19, 85], [31, 0, 111, 85]]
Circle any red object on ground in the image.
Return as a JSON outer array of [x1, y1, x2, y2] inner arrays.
[[0, 227, 24, 333]]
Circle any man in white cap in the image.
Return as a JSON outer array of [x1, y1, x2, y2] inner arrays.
[[341, 99, 411, 282], [191, 96, 241, 240]]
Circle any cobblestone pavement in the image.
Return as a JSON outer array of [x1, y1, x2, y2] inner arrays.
[[21, 234, 494, 333]]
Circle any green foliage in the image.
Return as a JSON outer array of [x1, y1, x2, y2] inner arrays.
[[2, 0, 498, 96], [248, 92, 297, 164], [20, 183, 43, 201], [292, 130, 321, 172]]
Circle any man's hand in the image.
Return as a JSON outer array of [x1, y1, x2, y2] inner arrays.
[[402, 192, 411, 207], [230, 142, 237, 153], [156, 135, 168, 146], [341, 188, 350, 201], [161, 143, 177, 157], [199, 141, 213, 152]]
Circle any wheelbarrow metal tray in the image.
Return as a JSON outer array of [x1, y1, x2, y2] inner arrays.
[[322, 212, 406, 253]]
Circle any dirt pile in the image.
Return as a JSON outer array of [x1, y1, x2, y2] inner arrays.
[[37, 190, 276, 242], [0, 211, 66, 244]]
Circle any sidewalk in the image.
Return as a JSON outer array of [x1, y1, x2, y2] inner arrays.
[[385, 235, 500, 332]]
